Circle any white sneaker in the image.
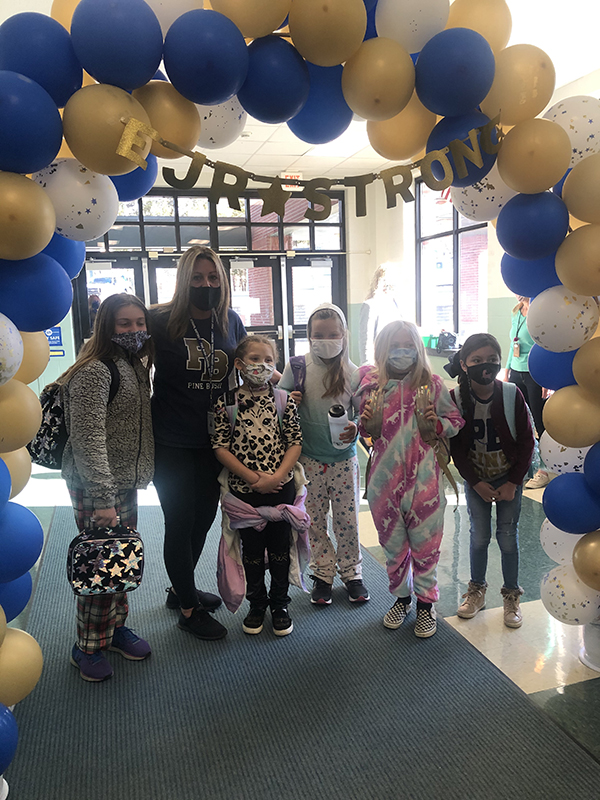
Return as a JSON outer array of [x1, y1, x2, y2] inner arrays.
[[525, 470, 550, 489]]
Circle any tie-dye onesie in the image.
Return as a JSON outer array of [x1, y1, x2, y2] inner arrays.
[[353, 367, 464, 603]]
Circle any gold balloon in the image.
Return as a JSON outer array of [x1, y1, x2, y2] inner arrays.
[[497, 118, 572, 195], [0, 447, 32, 499], [289, 0, 366, 68], [13, 332, 50, 385], [555, 225, 600, 296], [573, 337, 600, 396], [50, 0, 79, 30], [0, 380, 42, 455], [132, 82, 201, 160], [211, 0, 291, 38], [0, 607, 6, 650], [573, 531, 600, 592], [543, 385, 600, 448], [0, 173, 56, 261], [367, 91, 436, 161], [342, 38, 415, 122], [0, 628, 44, 707], [63, 85, 152, 176], [562, 153, 600, 225], [480, 44, 556, 126], [445, 0, 512, 54]]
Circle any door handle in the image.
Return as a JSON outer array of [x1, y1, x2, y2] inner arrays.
[[288, 325, 293, 339], [277, 325, 283, 340]]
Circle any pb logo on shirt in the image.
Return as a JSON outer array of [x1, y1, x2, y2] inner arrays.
[[184, 338, 228, 382]]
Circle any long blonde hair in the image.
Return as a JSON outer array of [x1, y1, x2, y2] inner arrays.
[[153, 245, 231, 339], [308, 307, 351, 399], [374, 320, 431, 390]]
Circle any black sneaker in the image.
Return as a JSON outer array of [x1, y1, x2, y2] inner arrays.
[[166, 587, 222, 612], [345, 579, 370, 603], [177, 607, 227, 640], [242, 607, 266, 635], [310, 576, 332, 605], [272, 607, 293, 637]]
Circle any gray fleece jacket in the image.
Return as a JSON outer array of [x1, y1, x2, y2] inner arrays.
[[61, 355, 154, 508]]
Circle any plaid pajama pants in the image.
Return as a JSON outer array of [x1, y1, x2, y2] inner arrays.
[[68, 486, 138, 654]]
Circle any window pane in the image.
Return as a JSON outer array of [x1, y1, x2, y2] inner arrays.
[[116, 201, 139, 221], [284, 225, 310, 250], [292, 262, 332, 324], [86, 269, 136, 332], [143, 225, 177, 250], [156, 267, 177, 304], [420, 236, 454, 336], [180, 225, 210, 249], [251, 226, 280, 251], [218, 225, 248, 250], [459, 227, 488, 340], [420, 183, 453, 237], [283, 198, 309, 222], [108, 224, 141, 251], [142, 196, 175, 221], [249, 198, 278, 224], [231, 266, 274, 326], [293, 338, 310, 357], [328, 198, 340, 223], [85, 235, 107, 252], [216, 198, 246, 221], [314, 226, 341, 250], [178, 196, 210, 222]]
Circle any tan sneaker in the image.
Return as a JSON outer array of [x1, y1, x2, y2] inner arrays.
[[456, 581, 487, 619], [501, 586, 524, 628], [525, 470, 550, 489]]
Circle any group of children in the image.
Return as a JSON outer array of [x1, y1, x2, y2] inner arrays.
[[212, 303, 534, 639]]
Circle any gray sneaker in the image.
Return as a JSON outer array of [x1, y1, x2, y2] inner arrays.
[[457, 581, 487, 619]]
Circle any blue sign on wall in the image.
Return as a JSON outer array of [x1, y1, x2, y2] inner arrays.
[[44, 327, 62, 347]]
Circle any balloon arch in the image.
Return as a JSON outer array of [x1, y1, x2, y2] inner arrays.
[[2, 0, 600, 785]]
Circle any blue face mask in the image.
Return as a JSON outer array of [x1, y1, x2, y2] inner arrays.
[[387, 347, 417, 372]]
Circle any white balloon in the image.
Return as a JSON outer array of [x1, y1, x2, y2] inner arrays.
[[375, 0, 450, 54], [540, 564, 600, 625], [540, 518, 585, 564], [539, 430, 590, 474], [0, 313, 23, 387], [543, 95, 600, 167], [196, 97, 248, 150], [451, 161, 518, 222], [526, 286, 599, 353], [144, 0, 203, 36], [33, 159, 120, 243]]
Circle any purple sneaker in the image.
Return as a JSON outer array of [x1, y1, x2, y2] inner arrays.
[[70, 645, 113, 682], [109, 626, 151, 661]]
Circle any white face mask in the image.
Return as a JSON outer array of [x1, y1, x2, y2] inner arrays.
[[241, 361, 275, 386], [310, 338, 344, 359]]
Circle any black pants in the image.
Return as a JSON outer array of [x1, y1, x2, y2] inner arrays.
[[153, 443, 222, 609], [235, 480, 295, 612], [508, 369, 545, 438]]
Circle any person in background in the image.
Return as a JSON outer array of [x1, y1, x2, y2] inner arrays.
[[60, 293, 154, 682], [359, 264, 401, 365]]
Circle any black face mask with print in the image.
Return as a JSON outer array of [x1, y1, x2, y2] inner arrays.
[[467, 362, 501, 385], [190, 286, 221, 311]]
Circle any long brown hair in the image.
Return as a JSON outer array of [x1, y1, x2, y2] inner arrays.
[[457, 333, 502, 416], [373, 320, 431, 390], [57, 293, 153, 385], [308, 307, 351, 399], [153, 246, 231, 339]]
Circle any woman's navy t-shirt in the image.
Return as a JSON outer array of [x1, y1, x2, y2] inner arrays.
[[151, 308, 246, 448]]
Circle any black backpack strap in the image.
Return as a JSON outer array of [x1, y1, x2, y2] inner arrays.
[[101, 359, 121, 404]]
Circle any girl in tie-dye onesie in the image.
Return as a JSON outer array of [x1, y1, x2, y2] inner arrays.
[[353, 321, 464, 638]]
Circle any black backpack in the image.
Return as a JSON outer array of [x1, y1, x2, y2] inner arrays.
[[27, 359, 120, 470]]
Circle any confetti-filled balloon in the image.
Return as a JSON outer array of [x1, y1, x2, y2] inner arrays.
[[196, 97, 248, 150], [541, 564, 600, 625], [376, 0, 449, 54], [540, 432, 590, 475], [543, 96, 600, 167], [540, 518, 585, 565], [451, 161, 518, 222], [527, 286, 599, 353], [0, 314, 23, 388]]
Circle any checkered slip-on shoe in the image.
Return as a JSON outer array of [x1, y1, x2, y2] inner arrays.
[[414, 606, 437, 638], [383, 598, 411, 629]]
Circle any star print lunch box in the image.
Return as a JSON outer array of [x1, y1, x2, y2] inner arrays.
[[66, 525, 144, 596]]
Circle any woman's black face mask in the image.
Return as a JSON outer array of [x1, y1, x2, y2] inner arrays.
[[467, 362, 501, 385], [190, 286, 221, 311]]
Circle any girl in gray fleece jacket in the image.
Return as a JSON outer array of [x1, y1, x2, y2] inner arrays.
[[59, 293, 154, 682]]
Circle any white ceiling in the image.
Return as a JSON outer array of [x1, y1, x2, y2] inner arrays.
[[4, 0, 600, 180]]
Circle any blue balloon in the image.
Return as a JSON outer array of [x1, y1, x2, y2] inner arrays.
[[543, 473, 600, 534], [415, 28, 495, 117], [0, 253, 73, 332], [0, 71, 62, 174], [553, 168, 571, 198], [0, 503, 43, 584], [0, 571, 32, 623], [0, 13, 82, 108], [110, 153, 158, 202], [164, 10, 249, 105], [288, 62, 353, 145], [496, 193, 569, 261], [238, 36, 309, 124], [71, 0, 163, 91], [528, 345, 576, 391], [363, 0, 378, 10], [426, 111, 497, 188], [0, 460, 10, 514], [42, 233, 86, 280], [584, 442, 600, 496], [0, 704, 18, 776], [501, 252, 562, 298]]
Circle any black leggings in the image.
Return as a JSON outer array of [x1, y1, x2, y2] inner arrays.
[[508, 369, 545, 438], [153, 443, 222, 609]]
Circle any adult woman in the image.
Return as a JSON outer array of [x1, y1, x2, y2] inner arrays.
[[359, 264, 401, 365], [60, 293, 154, 682], [151, 245, 246, 641]]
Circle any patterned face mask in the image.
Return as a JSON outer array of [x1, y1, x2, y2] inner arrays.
[[111, 330, 150, 353], [241, 362, 275, 386]]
